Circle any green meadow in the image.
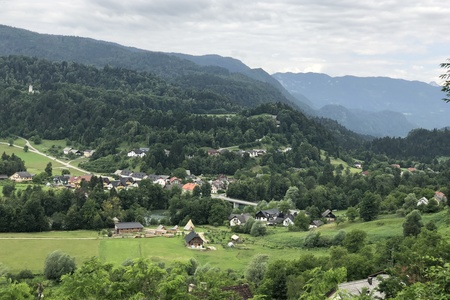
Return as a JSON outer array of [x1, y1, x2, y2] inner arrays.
[[2, 211, 447, 274], [0, 143, 85, 176], [0, 228, 325, 274]]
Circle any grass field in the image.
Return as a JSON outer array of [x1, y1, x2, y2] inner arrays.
[[3, 211, 447, 275], [0, 231, 100, 272], [0, 228, 327, 274], [0, 144, 85, 176]]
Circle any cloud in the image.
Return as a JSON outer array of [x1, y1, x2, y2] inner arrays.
[[0, 0, 449, 82]]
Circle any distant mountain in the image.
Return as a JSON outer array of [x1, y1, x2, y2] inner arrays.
[[171, 53, 315, 115], [317, 105, 415, 137], [0, 24, 299, 110], [273, 72, 449, 136]]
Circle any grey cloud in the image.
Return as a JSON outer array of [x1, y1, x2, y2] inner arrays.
[[0, 0, 449, 82]]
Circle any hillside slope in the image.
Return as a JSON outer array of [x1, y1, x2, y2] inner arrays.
[[0, 24, 298, 110], [273, 72, 449, 136]]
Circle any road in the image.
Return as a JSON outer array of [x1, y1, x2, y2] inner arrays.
[[211, 194, 258, 206], [1, 137, 92, 175]]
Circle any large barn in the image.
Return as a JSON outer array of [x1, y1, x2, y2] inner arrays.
[[114, 222, 144, 235]]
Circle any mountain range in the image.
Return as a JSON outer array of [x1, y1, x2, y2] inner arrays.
[[0, 24, 447, 137], [273, 72, 447, 137]]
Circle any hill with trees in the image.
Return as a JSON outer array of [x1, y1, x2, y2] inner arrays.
[[0, 25, 301, 110]]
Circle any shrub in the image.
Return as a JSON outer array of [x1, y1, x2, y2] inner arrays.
[[17, 269, 34, 280], [332, 230, 347, 246], [304, 231, 321, 248], [44, 250, 76, 281], [250, 221, 267, 237]]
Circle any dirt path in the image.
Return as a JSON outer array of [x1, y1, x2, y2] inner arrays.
[[2, 137, 95, 175]]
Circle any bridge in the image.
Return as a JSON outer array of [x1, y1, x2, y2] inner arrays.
[[211, 194, 258, 208]]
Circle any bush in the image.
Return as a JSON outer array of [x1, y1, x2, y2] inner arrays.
[[304, 231, 321, 248], [6, 269, 34, 282], [17, 269, 34, 280], [44, 250, 76, 281], [332, 230, 347, 246], [250, 221, 267, 237]]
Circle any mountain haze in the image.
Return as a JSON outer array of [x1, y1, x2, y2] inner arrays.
[[318, 105, 415, 137], [273, 72, 448, 136]]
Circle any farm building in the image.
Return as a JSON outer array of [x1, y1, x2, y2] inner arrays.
[[185, 231, 204, 248], [184, 219, 195, 231], [114, 222, 144, 235]]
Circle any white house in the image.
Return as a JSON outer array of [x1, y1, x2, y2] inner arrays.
[[283, 215, 295, 227], [228, 213, 252, 227], [127, 149, 146, 158], [417, 197, 429, 206]]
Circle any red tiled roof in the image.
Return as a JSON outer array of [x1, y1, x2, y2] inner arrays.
[[182, 183, 198, 191]]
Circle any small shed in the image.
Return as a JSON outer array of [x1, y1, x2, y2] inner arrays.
[[155, 225, 167, 235], [322, 209, 336, 221], [184, 219, 195, 231], [185, 231, 204, 248], [231, 234, 240, 243], [114, 222, 144, 235], [167, 225, 179, 234]]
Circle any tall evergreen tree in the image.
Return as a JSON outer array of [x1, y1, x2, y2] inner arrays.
[[403, 210, 423, 237], [359, 191, 381, 222]]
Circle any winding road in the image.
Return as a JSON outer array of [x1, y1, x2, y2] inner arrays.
[[1, 137, 93, 175]]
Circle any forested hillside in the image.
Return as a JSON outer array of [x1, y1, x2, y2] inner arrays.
[[368, 128, 450, 161], [0, 56, 343, 150], [0, 25, 300, 110]]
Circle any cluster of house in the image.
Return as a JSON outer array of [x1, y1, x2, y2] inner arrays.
[[207, 148, 267, 158], [63, 147, 95, 157], [111, 169, 234, 194], [127, 147, 268, 160], [417, 191, 448, 206], [228, 208, 337, 229], [127, 148, 152, 158], [50, 169, 235, 194], [113, 218, 207, 249]]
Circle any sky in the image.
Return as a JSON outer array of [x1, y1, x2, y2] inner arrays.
[[1, 0, 449, 84]]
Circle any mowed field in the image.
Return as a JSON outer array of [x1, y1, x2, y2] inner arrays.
[[2, 211, 448, 275], [0, 226, 328, 274], [0, 143, 85, 176]]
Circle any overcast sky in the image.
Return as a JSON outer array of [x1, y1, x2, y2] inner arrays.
[[1, 0, 449, 83]]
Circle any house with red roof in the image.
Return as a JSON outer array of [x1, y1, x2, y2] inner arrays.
[[182, 183, 199, 193]]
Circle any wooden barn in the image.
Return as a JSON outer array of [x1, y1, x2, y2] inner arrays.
[[114, 222, 144, 235], [185, 231, 204, 248]]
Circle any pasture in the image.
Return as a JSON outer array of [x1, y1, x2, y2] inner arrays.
[[0, 211, 448, 275], [0, 143, 85, 176], [0, 228, 327, 274]]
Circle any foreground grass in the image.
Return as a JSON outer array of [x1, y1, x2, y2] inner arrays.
[[0, 227, 326, 274], [1, 211, 448, 274], [99, 233, 328, 273]]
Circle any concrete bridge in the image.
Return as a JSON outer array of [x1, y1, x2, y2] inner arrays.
[[211, 194, 258, 208]]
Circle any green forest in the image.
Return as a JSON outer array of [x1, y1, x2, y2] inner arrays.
[[1, 55, 450, 299]]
